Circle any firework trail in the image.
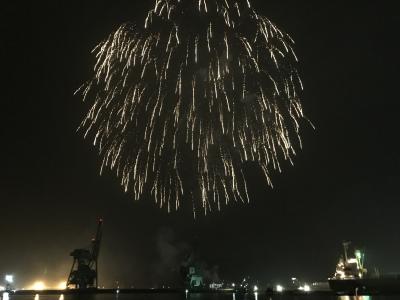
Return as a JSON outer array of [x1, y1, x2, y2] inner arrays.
[[78, 0, 309, 215]]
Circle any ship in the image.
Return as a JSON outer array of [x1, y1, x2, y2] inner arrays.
[[328, 242, 400, 294]]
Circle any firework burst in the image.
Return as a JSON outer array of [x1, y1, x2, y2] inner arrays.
[[78, 0, 309, 215]]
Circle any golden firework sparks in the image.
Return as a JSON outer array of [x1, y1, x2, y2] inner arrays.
[[77, 0, 310, 215]]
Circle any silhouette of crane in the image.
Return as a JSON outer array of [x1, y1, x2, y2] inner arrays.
[[67, 219, 103, 289]]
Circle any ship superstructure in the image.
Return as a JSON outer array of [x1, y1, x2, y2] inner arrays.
[[329, 242, 400, 294], [332, 242, 367, 280]]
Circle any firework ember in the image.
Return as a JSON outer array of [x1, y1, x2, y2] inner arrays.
[[78, 0, 309, 215]]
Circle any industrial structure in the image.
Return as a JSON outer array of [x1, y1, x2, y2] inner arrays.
[[332, 241, 367, 280], [66, 219, 103, 289], [180, 253, 204, 288], [328, 241, 400, 294], [186, 266, 204, 288]]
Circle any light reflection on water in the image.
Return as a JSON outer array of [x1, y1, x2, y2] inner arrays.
[[2, 292, 10, 300], [338, 297, 372, 300], [1, 292, 393, 300]]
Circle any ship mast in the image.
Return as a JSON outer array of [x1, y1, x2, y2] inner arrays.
[[343, 241, 351, 261]]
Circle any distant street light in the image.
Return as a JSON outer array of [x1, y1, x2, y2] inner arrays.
[[5, 275, 13, 284]]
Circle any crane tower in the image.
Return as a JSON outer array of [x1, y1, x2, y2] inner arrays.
[[66, 219, 103, 289]]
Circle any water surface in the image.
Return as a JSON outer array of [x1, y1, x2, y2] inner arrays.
[[2, 293, 397, 300]]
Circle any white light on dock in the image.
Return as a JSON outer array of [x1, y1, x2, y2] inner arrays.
[[303, 284, 311, 292], [31, 281, 46, 290], [276, 285, 284, 292], [5, 275, 13, 284], [57, 281, 67, 290]]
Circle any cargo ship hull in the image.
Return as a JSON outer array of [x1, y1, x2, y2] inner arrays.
[[329, 277, 400, 294]]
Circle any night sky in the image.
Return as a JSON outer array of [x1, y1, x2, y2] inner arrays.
[[1, 0, 400, 289]]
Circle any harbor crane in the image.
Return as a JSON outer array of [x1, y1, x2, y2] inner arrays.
[[66, 218, 103, 289]]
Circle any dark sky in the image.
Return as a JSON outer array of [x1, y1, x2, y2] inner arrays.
[[1, 0, 400, 289]]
